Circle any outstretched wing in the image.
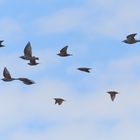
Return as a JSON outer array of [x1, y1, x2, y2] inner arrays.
[[0, 40, 4, 44], [60, 46, 68, 55], [18, 78, 35, 85], [127, 33, 137, 40], [3, 67, 11, 79], [54, 98, 57, 104], [78, 67, 91, 73], [24, 42, 32, 57]]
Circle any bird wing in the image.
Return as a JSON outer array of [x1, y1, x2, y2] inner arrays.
[[0, 40, 4, 45], [78, 67, 91, 72], [18, 78, 34, 85], [24, 42, 32, 57], [54, 99, 57, 104], [0, 40, 4, 43], [60, 46, 68, 54], [127, 33, 137, 40], [3, 67, 11, 79]]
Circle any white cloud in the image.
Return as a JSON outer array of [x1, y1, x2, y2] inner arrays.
[[36, 7, 87, 34], [0, 18, 22, 40], [34, 1, 140, 40], [0, 1, 140, 139], [0, 70, 140, 140], [92, 2, 140, 39]]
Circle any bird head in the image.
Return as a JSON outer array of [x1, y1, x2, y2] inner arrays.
[[122, 40, 127, 43], [19, 56, 24, 59]]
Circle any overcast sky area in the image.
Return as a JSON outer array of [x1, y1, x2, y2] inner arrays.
[[0, 0, 140, 139]]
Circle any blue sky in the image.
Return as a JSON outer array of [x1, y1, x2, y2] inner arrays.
[[0, 0, 140, 139]]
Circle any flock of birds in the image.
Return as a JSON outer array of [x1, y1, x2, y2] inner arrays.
[[0, 33, 140, 105]]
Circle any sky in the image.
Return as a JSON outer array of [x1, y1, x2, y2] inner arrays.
[[0, 0, 140, 139]]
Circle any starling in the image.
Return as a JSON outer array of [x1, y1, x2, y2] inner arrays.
[[77, 67, 92, 73], [54, 98, 65, 105], [2, 67, 16, 81], [57, 46, 72, 57], [107, 91, 119, 101], [18, 78, 35, 85], [122, 33, 140, 44], [0, 40, 5, 47], [28, 57, 39, 66], [20, 41, 39, 60]]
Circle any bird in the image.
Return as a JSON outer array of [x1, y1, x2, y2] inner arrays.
[[57, 46, 72, 57], [28, 57, 39, 66], [107, 91, 119, 101], [20, 41, 39, 60], [17, 78, 35, 85], [1, 67, 35, 85], [0, 40, 5, 47], [54, 98, 65, 105], [122, 33, 140, 44], [77, 67, 92, 73], [1, 67, 17, 81]]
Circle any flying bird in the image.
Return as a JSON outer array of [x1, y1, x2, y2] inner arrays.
[[18, 78, 35, 85], [122, 33, 140, 44], [77, 67, 92, 73], [57, 46, 72, 57], [107, 91, 119, 101], [28, 57, 39, 66], [20, 41, 39, 60], [2, 67, 35, 85], [0, 40, 5, 47], [2, 67, 16, 81], [54, 98, 65, 105]]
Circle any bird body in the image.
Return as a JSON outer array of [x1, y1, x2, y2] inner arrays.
[[77, 67, 92, 73], [123, 33, 140, 44], [57, 46, 72, 57], [28, 57, 39, 66], [54, 98, 65, 105], [107, 91, 119, 101]]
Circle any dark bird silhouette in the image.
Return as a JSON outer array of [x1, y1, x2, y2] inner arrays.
[[17, 78, 35, 85], [107, 91, 119, 101], [77, 67, 92, 73], [0, 40, 5, 47], [2, 67, 17, 81], [20, 41, 39, 60], [28, 57, 39, 66], [54, 98, 65, 105], [1, 67, 35, 85], [57, 46, 72, 57], [122, 33, 140, 44]]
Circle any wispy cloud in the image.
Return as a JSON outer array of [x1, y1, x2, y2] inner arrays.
[[0, 18, 22, 40], [35, 7, 87, 34]]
